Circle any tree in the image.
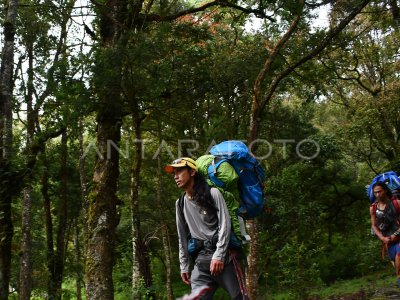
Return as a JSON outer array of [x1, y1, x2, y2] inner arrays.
[[0, 0, 19, 298], [18, 25, 35, 299], [317, 2, 400, 172], [245, 0, 372, 297]]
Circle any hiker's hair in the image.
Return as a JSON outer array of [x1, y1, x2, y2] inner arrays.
[[373, 181, 392, 198], [192, 171, 214, 210]]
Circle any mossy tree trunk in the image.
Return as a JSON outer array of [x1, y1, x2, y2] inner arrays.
[[0, 0, 19, 298], [84, 5, 125, 295], [85, 113, 121, 299]]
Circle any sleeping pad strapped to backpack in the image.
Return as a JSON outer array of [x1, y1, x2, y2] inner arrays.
[[196, 140, 267, 245], [367, 171, 400, 203]]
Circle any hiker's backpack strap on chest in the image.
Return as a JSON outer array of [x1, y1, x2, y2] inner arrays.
[[207, 157, 228, 188], [392, 199, 400, 215], [370, 202, 386, 258], [178, 194, 184, 214], [371, 202, 377, 218], [392, 199, 400, 224], [178, 194, 189, 232]]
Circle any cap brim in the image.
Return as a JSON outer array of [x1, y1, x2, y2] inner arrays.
[[165, 163, 186, 173], [164, 165, 175, 173]]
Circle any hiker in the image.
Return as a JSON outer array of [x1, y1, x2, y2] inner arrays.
[[370, 181, 400, 285], [165, 157, 248, 300]]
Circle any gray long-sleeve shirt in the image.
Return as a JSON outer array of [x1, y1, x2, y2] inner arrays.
[[176, 187, 231, 273]]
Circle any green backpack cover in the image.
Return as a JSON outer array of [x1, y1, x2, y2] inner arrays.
[[196, 155, 249, 245]]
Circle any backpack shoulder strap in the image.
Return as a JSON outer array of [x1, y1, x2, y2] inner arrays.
[[392, 198, 400, 216], [178, 193, 185, 217], [178, 193, 191, 237], [371, 202, 377, 218], [207, 158, 228, 188]]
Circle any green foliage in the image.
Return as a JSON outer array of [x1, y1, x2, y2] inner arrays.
[[277, 238, 324, 299], [317, 235, 384, 283]]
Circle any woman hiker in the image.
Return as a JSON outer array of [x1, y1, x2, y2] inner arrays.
[[370, 181, 400, 285]]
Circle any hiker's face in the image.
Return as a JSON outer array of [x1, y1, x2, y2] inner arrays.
[[173, 167, 195, 190], [373, 186, 386, 201]]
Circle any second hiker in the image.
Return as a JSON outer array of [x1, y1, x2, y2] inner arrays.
[[370, 181, 400, 285]]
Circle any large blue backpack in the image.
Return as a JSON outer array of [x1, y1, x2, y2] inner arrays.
[[209, 141, 266, 219], [367, 171, 400, 203]]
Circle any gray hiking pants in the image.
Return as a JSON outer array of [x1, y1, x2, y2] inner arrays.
[[191, 250, 248, 300]]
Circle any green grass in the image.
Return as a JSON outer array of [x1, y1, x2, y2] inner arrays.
[[270, 268, 395, 300], [310, 269, 394, 298]]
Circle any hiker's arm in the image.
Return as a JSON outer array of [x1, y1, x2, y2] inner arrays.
[[389, 201, 400, 242], [370, 205, 390, 243], [176, 200, 190, 275], [388, 228, 400, 243], [210, 188, 231, 262]]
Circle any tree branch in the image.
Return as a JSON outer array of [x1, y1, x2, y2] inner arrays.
[[305, 0, 335, 9], [253, 0, 304, 108], [259, 0, 372, 113], [142, 0, 276, 23]]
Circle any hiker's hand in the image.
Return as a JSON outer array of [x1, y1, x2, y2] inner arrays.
[[389, 235, 398, 243], [181, 272, 191, 285], [210, 259, 224, 276], [382, 236, 391, 244]]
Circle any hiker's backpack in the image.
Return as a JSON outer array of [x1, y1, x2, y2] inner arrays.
[[367, 171, 400, 204], [199, 140, 266, 219]]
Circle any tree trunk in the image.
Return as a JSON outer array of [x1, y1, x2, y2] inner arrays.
[[246, 220, 260, 300], [84, 0, 126, 297], [41, 152, 55, 299], [0, 0, 19, 298], [0, 181, 13, 300], [78, 118, 89, 298], [0, 0, 18, 160], [390, 0, 400, 27], [52, 130, 69, 299], [131, 115, 153, 294], [40, 131, 69, 300], [18, 40, 35, 300], [131, 137, 142, 291], [84, 116, 121, 299], [19, 187, 33, 300], [73, 219, 83, 300], [157, 155, 174, 300], [78, 118, 89, 250]]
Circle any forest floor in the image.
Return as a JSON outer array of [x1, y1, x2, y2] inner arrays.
[[307, 286, 400, 299], [301, 269, 400, 300]]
